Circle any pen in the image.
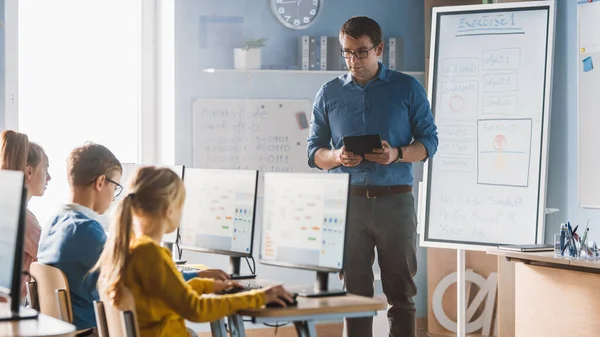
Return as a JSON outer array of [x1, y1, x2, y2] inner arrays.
[[560, 224, 566, 254], [582, 219, 590, 254], [567, 222, 577, 256]]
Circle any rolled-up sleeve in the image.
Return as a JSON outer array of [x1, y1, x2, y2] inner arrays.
[[307, 86, 332, 169], [409, 80, 438, 160]]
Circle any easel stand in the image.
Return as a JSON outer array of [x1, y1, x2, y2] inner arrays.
[[456, 249, 466, 337]]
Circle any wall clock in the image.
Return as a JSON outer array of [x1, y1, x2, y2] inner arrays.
[[271, 0, 321, 30]]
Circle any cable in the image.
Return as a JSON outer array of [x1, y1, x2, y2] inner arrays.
[[175, 233, 183, 260], [244, 256, 256, 275], [263, 322, 290, 334]]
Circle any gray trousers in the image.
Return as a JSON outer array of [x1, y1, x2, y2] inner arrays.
[[344, 192, 418, 337]]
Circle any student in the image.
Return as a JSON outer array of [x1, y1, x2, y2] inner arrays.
[[37, 142, 123, 331], [21, 142, 51, 298], [0, 131, 49, 299], [95, 166, 294, 337]]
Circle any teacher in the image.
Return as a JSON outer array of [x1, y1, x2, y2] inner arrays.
[[306, 16, 438, 337]]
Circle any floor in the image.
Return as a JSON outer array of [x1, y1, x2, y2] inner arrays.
[[197, 322, 453, 337]]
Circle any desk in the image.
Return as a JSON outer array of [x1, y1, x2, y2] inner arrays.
[[219, 294, 386, 337], [0, 304, 75, 337], [488, 249, 600, 337]]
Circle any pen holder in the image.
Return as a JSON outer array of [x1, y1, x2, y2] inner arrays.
[[579, 238, 600, 260], [554, 233, 580, 258]]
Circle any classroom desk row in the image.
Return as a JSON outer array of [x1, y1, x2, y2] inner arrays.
[[488, 249, 600, 337], [0, 281, 386, 337]]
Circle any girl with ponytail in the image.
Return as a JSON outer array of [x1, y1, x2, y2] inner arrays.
[[96, 166, 293, 337]]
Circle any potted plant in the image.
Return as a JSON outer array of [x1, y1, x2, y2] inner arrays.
[[234, 38, 268, 70]]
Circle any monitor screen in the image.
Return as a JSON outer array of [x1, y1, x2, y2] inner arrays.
[[179, 168, 258, 257], [100, 163, 184, 244], [0, 170, 25, 294], [259, 172, 350, 272]]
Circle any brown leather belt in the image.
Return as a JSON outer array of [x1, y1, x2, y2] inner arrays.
[[349, 185, 412, 199]]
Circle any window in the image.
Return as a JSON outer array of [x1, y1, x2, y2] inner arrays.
[[17, 0, 143, 225]]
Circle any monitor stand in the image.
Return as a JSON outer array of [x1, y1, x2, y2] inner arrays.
[[229, 257, 256, 280], [162, 242, 186, 265], [298, 271, 347, 298], [0, 303, 38, 322]]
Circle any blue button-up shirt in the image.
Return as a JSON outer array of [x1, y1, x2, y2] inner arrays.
[[307, 64, 438, 186]]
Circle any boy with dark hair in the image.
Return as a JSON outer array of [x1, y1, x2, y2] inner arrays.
[[38, 143, 123, 330]]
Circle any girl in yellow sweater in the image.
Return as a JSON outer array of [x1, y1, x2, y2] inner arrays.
[[95, 166, 293, 337]]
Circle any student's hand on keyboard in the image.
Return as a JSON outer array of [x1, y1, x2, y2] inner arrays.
[[212, 280, 244, 293], [198, 269, 230, 281], [262, 285, 295, 308]]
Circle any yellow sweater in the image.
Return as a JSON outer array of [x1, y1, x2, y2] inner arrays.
[[124, 236, 266, 337]]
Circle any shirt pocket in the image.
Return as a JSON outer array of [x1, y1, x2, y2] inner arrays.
[[328, 101, 364, 141]]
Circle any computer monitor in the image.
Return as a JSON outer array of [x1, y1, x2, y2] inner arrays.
[[259, 172, 350, 297], [179, 168, 259, 279], [0, 170, 38, 321], [101, 163, 184, 244]]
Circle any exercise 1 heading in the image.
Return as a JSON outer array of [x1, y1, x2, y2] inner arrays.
[[457, 13, 518, 31]]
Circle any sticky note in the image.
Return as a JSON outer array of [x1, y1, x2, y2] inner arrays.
[[583, 56, 594, 72]]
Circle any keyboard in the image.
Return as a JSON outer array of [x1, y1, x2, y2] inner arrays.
[[218, 283, 263, 295], [177, 266, 257, 280], [177, 265, 201, 273]]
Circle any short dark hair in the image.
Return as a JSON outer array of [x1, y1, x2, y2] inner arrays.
[[67, 142, 122, 187], [340, 16, 383, 47]]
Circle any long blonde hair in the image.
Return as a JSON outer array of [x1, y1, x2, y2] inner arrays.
[[94, 166, 186, 306], [0, 130, 29, 171]]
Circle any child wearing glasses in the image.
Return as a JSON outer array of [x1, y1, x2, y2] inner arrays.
[[38, 142, 124, 331]]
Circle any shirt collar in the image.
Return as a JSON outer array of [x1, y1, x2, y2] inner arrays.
[[343, 62, 389, 86], [63, 203, 100, 220]]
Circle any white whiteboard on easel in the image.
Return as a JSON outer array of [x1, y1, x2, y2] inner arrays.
[[578, 1, 600, 209], [191, 99, 319, 193], [419, 1, 556, 251]]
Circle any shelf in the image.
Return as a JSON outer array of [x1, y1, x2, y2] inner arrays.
[[201, 68, 425, 77]]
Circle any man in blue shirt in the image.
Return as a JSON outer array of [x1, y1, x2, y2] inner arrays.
[[307, 17, 438, 337]]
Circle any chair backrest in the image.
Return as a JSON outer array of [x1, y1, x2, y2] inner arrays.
[[29, 262, 73, 322], [26, 280, 40, 311], [94, 301, 109, 337], [99, 287, 140, 337]]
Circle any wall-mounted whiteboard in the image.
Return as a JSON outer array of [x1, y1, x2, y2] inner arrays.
[[192, 99, 319, 192], [578, 1, 600, 208], [420, 1, 556, 250]]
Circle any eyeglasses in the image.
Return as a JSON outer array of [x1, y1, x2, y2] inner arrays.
[[106, 178, 123, 198], [340, 45, 376, 59], [89, 176, 123, 198]]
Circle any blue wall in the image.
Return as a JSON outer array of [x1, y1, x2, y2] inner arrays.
[[544, 0, 580, 244], [180, 0, 425, 71], [549, 1, 600, 243], [0, 0, 5, 130]]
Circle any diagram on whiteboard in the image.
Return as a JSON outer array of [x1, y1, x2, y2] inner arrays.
[[477, 119, 532, 187], [440, 81, 479, 120]]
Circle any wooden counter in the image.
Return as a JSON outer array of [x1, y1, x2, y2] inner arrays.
[[488, 249, 600, 337]]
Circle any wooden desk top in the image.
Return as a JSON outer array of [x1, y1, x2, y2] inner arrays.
[[237, 294, 387, 318], [0, 305, 75, 337], [487, 249, 600, 272]]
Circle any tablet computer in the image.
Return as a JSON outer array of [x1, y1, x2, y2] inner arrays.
[[342, 134, 383, 157]]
